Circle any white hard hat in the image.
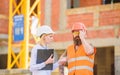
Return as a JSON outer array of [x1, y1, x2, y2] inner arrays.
[[36, 25, 55, 37]]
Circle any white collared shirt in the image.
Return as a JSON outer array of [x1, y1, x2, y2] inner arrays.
[[29, 44, 59, 75]]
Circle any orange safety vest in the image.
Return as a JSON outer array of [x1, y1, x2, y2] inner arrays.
[[67, 44, 96, 75]]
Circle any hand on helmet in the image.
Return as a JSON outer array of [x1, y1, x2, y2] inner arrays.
[[79, 30, 86, 39]]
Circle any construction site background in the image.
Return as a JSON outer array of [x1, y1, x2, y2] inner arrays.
[[0, 0, 120, 75]]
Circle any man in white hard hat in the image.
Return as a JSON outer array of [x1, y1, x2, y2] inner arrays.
[[30, 25, 61, 75]]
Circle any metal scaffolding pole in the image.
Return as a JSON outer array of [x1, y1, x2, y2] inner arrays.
[[7, 0, 41, 69]]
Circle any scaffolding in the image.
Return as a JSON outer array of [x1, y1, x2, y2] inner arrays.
[[7, 0, 41, 69]]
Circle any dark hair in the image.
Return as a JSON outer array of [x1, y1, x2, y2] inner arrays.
[[40, 33, 45, 38]]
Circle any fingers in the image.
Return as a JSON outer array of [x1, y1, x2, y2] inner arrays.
[[48, 54, 54, 61], [58, 57, 67, 65], [79, 30, 86, 39], [50, 54, 54, 58], [45, 54, 54, 65]]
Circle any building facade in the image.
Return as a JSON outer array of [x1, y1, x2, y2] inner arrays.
[[0, 0, 120, 75]]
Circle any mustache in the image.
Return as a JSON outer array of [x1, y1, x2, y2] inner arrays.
[[73, 36, 82, 46]]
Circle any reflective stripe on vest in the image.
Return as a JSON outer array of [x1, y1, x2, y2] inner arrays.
[[69, 66, 93, 73], [68, 56, 94, 64]]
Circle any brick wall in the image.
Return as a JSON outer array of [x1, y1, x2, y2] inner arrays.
[[67, 13, 94, 28], [54, 32, 73, 42], [0, 19, 8, 34], [41, 0, 45, 25], [87, 29, 115, 39], [80, 0, 102, 7], [66, 3, 120, 40], [0, 0, 9, 15], [51, 0, 60, 30], [100, 10, 120, 26], [0, 0, 120, 43], [0, 0, 9, 34], [119, 28, 120, 37]]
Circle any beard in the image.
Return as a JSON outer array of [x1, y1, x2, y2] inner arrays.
[[73, 36, 82, 46]]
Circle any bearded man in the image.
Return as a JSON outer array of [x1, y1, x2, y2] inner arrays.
[[59, 22, 96, 75]]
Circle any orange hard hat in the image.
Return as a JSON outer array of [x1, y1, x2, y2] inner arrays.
[[71, 22, 86, 32]]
